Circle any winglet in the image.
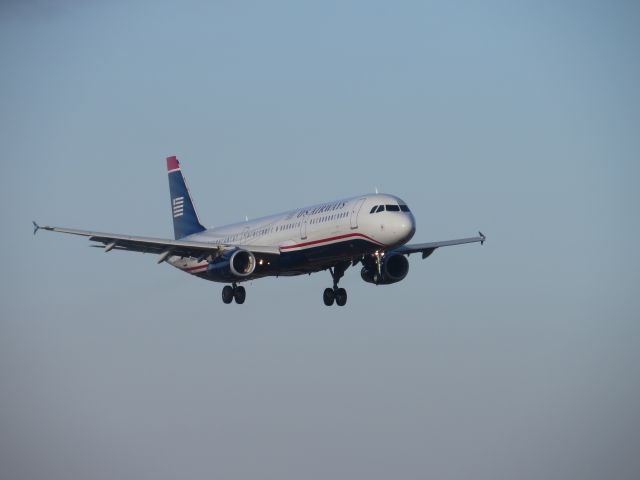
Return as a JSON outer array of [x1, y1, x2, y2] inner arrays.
[[479, 231, 486, 245], [33, 221, 40, 236]]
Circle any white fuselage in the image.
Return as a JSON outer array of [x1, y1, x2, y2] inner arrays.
[[168, 193, 416, 277]]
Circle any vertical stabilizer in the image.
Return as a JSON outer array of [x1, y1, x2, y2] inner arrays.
[[167, 156, 205, 239]]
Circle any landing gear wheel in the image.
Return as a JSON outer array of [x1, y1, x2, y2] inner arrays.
[[323, 288, 335, 306], [222, 285, 234, 304], [234, 286, 246, 304], [335, 288, 347, 306], [323, 262, 350, 306]]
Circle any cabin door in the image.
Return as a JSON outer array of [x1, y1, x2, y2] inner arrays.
[[350, 198, 366, 229]]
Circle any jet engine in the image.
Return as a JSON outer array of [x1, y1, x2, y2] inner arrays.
[[208, 249, 256, 280], [360, 253, 409, 285]]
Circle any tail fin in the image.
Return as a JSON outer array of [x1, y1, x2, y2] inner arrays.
[[167, 156, 205, 239]]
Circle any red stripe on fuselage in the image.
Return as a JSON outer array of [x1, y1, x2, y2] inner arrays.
[[181, 233, 383, 274], [184, 264, 208, 272], [280, 232, 384, 251]]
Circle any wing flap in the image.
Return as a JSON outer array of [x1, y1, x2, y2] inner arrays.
[[38, 225, 281, 257]]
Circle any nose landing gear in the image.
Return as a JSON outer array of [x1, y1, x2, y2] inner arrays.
[[323, 262, 349, 307], [222, 283, 246, 304]]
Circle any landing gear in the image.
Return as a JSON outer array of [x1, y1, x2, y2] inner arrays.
[[222, 283, 246, 304], [323, 262, 349, 307], [323, 288, 335, 306], [234, 285, 246, 304], [335, 288, 347, 306], [373, 251, 383, 285]]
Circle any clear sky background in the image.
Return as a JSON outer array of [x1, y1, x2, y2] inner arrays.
[[1, 1, 639, 479]]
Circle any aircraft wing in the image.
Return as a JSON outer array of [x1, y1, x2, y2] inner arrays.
[[34, 223, 281, 260], [392, 232, 485, 259]]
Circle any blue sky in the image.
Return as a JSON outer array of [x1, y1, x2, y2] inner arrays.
[[1, 1, 639, 479]]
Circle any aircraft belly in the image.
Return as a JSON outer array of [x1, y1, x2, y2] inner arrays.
[[191, 238, 379, 283]]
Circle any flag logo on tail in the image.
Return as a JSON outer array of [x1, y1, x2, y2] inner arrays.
[[173, 197, 184, 218]]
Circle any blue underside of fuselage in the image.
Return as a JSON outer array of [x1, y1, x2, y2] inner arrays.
[[193, 238, 379, 283]]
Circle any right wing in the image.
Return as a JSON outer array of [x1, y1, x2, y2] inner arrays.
[[392, 232, 485, 259], [33, 223, 281, 261]]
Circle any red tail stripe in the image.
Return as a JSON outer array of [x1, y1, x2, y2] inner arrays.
[[166, 156, 180, 171]]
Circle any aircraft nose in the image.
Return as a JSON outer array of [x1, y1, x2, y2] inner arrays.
[[397, 213, 416, 243], [405, 213, 416, 242]]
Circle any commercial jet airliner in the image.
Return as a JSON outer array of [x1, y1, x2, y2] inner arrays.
[[34, 156, 485, 306]]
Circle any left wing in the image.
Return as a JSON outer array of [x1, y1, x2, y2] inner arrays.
[[392, 232, 485, 259], [33, 223, 281, 261]]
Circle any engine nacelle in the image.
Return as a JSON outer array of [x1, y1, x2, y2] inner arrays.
[[229, 249, 257, 277], [208, 249, 256, 280], [360, 254, 409, 285]]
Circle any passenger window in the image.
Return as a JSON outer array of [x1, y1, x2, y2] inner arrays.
[[386, 204, 400, 212], [376, 205, 384, 213]]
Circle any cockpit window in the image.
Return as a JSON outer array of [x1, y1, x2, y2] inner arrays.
[[376, 205, 384, 213], [399, 204, 410, 212], [385, 204, 400, 212], [370, 206, 378, 214]]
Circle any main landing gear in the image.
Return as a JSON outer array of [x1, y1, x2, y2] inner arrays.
[[222, 283, 246, 304], [323, 262, 349, 307]]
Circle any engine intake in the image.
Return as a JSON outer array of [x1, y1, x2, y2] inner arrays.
[[229, 249, 256, 277], [208, 249, 257, 280], [360, 254, 409, 285]]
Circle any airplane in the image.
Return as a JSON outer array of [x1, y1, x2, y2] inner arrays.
[[34, 156, 485, 306]]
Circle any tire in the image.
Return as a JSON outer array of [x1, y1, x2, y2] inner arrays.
[[234, 285, 246, 304], [222, 285, 234, 304], [323, 288, 335, 306], [335, 288, 347, 306]]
